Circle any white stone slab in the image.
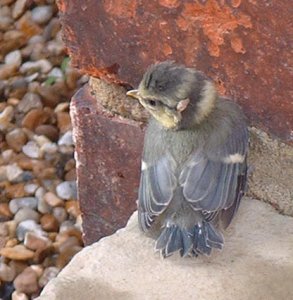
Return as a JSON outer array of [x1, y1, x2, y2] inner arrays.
[[39, 198, 293, 300]]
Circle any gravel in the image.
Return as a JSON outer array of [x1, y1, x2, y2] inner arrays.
[[0, 0, 87, 298]]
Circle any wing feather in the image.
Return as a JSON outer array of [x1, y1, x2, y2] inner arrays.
[[180, 125, 248, 222], [138, 155, 176, 231]]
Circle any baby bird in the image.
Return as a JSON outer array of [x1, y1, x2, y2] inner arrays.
[[126, 61, 248, 257]]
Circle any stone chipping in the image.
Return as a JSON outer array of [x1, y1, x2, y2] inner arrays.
[[0, 0, 86, 298]]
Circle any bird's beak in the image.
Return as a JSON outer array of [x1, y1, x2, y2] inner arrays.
[[126, 89, 140, 99]]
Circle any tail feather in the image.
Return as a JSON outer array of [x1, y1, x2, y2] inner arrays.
[[205, 222, 224, 249], [166, 226, 183, 255], [155, 226, 173, 250], [180, 228, 193, 257], [155, 222, 224, 258], [193, 225, 212, 255]]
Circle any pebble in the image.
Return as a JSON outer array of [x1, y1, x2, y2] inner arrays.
[[0, 165, 8, 181], [36, 187, 51, 214], [21, 108, 50, 130], [5, 182, 26, 198], [0, 16, 13, 31], [35, 124, 59, 142], [58, 220, 77, 235], [40, 214, 59, 232], [56, 181, 77, 200], [0, 222, 9, 236], [2, 30, 26, 56], [0, 282, 14, 300], [58, 130, 73, 146], [41, 142, 58, 155], [6, 128, 28, 152], [5, 50, 22, 67], [57, 236, 81, 253], [6, 163, 24, 182], [7, 98, 21, 106], [0, 203, 13, 218], [2, 149, 15, 162], [38, 266, 59, 288], [18, 92, 42, 113], [0, 245, 34, 260], [29, 42, 46, 61], [65, 67, 81, 90], [43, 17, 60, 40], [5, 220, 17, 238], [16, 219, 45, 241], [20, 59, 52, 74], [22, 141, 41, 158], [52, 207, 68, 224], [65, 200, 81, 218], [65, 168, 76, 181], [9, 197, 38, 214], [56, 112, 72, 133], [6, 238, 18, 248], [12, 291, 29, 300], [12, 0, 28, 19], [33, 244, 54, 265], [9, 260, 27, 277], [24, 231, 51, 251], [25, 72, 39, 82], [54, 102, 69, 113], [33, 134, 51, 147], [17, 12, 42, 38], [31, 6, 54, 25], [46, 40, 65, 56], [28, 34, 44, 44], [36, 84, 61, 108], [0, 63, 18, 80], [44, 192, 63, 207], [14, 207, 40, 224], [47, 67, 63, 79], [0, 262, 16, 282], [14, 267, 39, 294], [8, 77, 28, 99], [19, 171, 35, 182], [0, 105, 14, 130], [30, 264, 43, 278], [56, 245, 82, 269], [24, 183, 39, 195]]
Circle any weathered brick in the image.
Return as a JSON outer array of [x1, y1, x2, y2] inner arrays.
[[70, 85, 144, 244]]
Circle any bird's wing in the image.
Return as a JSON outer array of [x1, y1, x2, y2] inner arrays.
[[179, 125, 248, 227], [138, 154, 177, 232]]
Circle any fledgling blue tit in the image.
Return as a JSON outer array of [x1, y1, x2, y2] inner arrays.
[[126, 61, 248, 258]]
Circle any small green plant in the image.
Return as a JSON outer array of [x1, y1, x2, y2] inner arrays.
[[44, 75, 57, 86], [61, 57, 70, 74]]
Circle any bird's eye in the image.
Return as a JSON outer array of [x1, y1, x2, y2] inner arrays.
[[146, 99, 157, 107]]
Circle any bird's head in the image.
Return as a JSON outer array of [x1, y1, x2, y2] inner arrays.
[[126, 61, 218, 130]]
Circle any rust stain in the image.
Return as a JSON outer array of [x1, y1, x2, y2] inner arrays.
[[231, 0, 242, 8], [162, 43, 173, 56], [159, 0, 180, 9], [176, 16, 189, 31], [104, 0, 137, 18], [180, 0, 252, 57], [208, 43, 221, 57], [230, 35, 246, 53], [58, 0, 293, 141]]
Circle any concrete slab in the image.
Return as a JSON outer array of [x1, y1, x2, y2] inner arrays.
[[39, 198, 293, 300]]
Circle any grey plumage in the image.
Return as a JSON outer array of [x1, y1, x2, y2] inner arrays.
[[127, 61, 249, 258]]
